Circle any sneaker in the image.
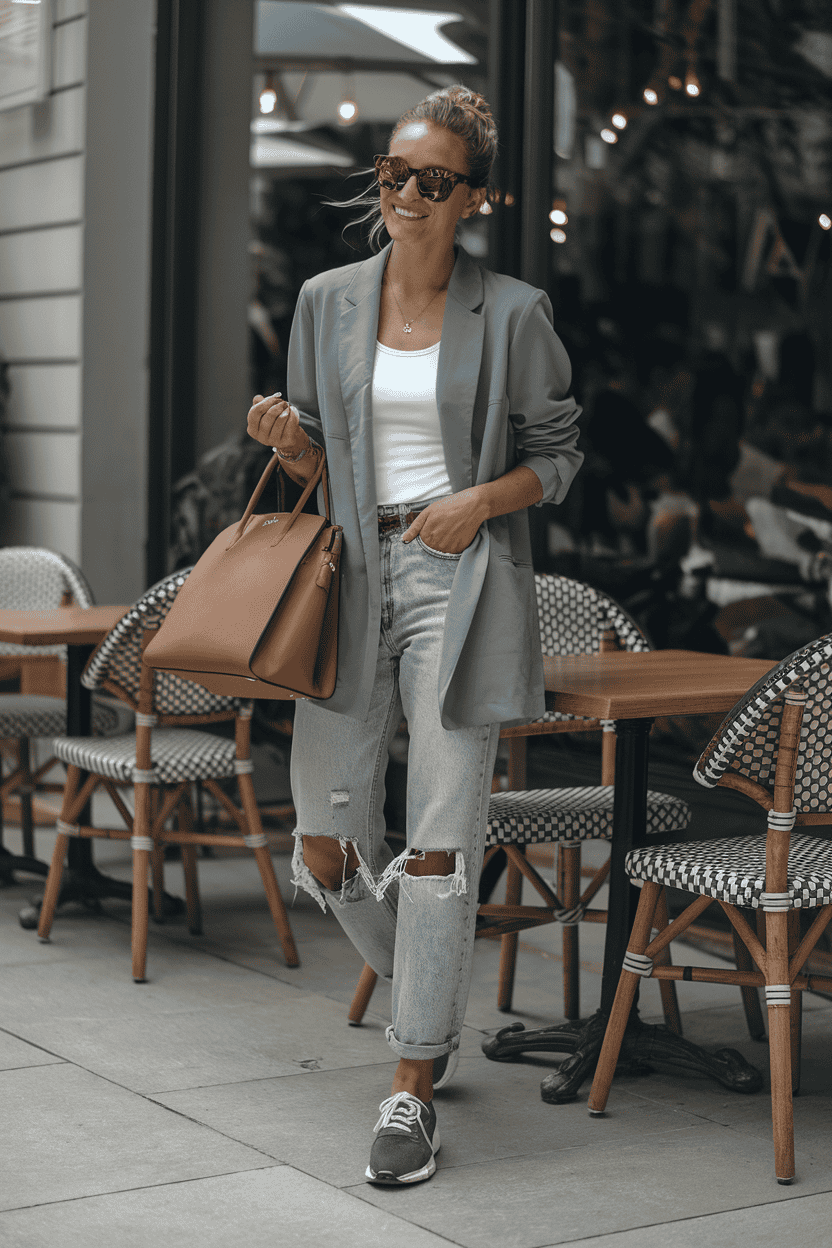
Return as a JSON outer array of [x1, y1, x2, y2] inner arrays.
[[432, 1047, 460, 1091], [366, 1091, 440, 1185]]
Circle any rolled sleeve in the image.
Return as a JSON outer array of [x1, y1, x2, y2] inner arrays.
[[508, 291, 583, 507]]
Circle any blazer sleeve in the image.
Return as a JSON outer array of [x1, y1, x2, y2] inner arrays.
[[286, 280, 324, 448], [508, 289, 583, 506]]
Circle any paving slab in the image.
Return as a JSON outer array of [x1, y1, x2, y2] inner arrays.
[[152, 1056, 710, 1190], [349, 1124, 832, 1248], [0, 1063, 273, 1212], [0, 1166, 454, 1248], [0, 1028, 64, 1072], [549, 1188, 832, 1248]]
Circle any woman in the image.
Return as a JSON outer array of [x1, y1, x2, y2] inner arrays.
[[247, 85, 582, 1185]]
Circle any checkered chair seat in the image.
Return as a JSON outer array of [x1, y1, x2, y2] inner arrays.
[[53, 728, 240, 786], [626, 833, 832, 909], [0, 695, 122, 739], [486, 787, 692, 847]]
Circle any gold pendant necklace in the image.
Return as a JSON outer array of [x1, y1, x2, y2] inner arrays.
[[386, 279, 443, 334]]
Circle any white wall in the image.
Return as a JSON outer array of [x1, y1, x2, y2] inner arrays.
[[0, 0, 155, 605]]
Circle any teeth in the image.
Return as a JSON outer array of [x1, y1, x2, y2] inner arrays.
[[395, 207, 425, 218]]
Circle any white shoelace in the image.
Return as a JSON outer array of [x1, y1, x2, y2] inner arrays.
[[373, 1091, 424, 1135]]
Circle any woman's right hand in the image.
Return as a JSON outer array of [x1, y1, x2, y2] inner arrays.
[[247, 392, 308, 456]]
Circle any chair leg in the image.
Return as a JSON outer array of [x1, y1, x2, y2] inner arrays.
[[131, 845, 151, 982], [769, 1001, 795, 1183], [37, 762, 83, 940], [559, 844, 581, 1020], [653, 890, 683, 1036], [348, 962, 379, 1026], [37, 832, 70, 941], [588, 881, 663, 1115], [150, 842, 165, 924], [732, 924, 766, 1041], [236, 770, 299, 967], [497, 852, 523, 1012]]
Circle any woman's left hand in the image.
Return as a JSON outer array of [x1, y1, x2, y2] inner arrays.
[[402, 489, 487, 554]]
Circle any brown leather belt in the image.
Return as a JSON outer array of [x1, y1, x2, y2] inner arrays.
[[378, 511, 418, 536]]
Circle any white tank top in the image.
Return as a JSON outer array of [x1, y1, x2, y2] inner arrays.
[[371, 339, 453, 506]]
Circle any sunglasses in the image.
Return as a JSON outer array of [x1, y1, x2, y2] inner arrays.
[[373, 154, 475, 203]]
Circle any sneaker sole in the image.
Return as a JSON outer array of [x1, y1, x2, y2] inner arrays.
[[365, 1130, 441, 1185], [433, 1047, 460, 1091]]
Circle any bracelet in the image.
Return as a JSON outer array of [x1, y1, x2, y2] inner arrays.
[[273, 441, 312, 463]]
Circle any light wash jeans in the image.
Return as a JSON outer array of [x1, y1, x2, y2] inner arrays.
[[290, 500, 501, 1061]]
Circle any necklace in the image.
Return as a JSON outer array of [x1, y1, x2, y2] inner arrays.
[[384, 277, 446, 334]]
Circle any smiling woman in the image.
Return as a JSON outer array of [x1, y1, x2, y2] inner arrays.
[[245, 82, 583, 1190]]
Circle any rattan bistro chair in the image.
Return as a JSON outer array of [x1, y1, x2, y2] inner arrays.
[[0, 547, 129, 878], [347, 574, 691, 1030], [36, 568, 299, 981], [588, 633, 832, 1185]]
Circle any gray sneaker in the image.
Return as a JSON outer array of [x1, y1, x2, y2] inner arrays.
[[366, 1091, 440, 1185]]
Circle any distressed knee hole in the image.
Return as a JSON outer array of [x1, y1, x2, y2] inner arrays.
[[302, 834, 360, 892], [404, 850, 458, 878]]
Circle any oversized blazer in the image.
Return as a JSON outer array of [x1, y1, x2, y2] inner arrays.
[[286, 238, 583, 730]]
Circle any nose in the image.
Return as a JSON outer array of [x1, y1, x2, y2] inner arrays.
[[400, 174, 425, 201]]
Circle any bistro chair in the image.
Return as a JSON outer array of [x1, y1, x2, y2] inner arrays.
[[347, 574, 691, 1031], [0, 547, 130, 878], [36, 568, 299, 981], [588, 632, 832, 1185]]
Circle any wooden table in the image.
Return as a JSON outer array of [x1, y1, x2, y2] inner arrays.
[[0, 606, 164, 921], [483, 649, 777, 1102]]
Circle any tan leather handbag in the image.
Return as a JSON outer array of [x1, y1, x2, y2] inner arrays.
[[144, 450, 342, 700]]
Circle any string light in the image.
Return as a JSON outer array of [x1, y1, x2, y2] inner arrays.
[[643, 87, 659, 105], [550, 228, 567, 244], [259, 74, 277, 114], [337, 72, 359, 126], [549, 208, 568, 225], [668, 74, 683, 90], [819, 213, 831, 231], [611, 113, 627, 130], [600, 128, 618, 144], [685, 67, 701, 97]]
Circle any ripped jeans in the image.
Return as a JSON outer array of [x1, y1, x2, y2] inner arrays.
[[290, 500, 501, 1061]]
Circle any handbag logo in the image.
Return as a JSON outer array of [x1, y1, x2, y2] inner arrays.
[[263, 516, 281, 526]]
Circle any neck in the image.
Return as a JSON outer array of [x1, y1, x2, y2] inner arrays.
[[384, 240, 456, 298]]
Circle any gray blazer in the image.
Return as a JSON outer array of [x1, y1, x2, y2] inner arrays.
[[287, 239, 583, 729]]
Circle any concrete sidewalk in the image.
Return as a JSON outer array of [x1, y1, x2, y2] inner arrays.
[[2, 797, 832, 1247]]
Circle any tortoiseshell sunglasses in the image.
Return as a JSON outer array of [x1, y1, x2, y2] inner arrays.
[[373, 154, 475, 203]]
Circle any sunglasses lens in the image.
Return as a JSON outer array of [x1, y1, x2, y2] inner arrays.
[[375, 158, 452, 201]]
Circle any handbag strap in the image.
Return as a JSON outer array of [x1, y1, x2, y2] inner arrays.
[[226, 447, 330, 550]]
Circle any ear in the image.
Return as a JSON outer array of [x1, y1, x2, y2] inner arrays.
[[463, 187, 487, 219]]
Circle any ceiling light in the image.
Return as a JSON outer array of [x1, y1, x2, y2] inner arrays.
[[611, 113, 627, 129], [260, 86, 278, 114], [549, 208, 567, 225], [643, 87, 659, 105], [600, 128, 617, 144], [550, 228, 567, 244], [820, 214, 832, 230]]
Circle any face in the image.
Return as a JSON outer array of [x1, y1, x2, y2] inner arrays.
[[379, 120, 486, 252]]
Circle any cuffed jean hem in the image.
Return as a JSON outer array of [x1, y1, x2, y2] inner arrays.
[[385, 1025, 459, 1061]]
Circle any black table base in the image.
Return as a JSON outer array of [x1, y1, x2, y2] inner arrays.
[[483, 1011, 763, 1102], [16, 869, 185, 928]]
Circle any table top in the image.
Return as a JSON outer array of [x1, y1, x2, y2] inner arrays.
[[0, 606, 129, 646], [543, 649, 777, 720]]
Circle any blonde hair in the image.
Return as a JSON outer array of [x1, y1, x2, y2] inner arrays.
[[322, 84, 499, 253]]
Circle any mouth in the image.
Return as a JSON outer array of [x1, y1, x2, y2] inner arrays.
[[392, 205, 427, 220]]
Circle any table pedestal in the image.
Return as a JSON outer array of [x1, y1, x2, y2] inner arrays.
[[482, 716, 765, 1101], [483, 1012, 763, 1101]]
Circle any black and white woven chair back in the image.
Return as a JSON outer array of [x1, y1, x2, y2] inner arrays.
[[695, 632, 832, 815], [535, 574, 650, 658], [81, 567, 247, 719], [0, 546, 95, 662]]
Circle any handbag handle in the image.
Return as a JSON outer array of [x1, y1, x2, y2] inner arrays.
[[226, 445, 331, 550]]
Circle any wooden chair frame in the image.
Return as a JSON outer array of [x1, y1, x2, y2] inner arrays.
[[588, 680, 832, 1184], [37, 630, 299, 981]]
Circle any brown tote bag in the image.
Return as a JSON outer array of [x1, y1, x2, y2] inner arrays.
[[144, 449, 342, 701]]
